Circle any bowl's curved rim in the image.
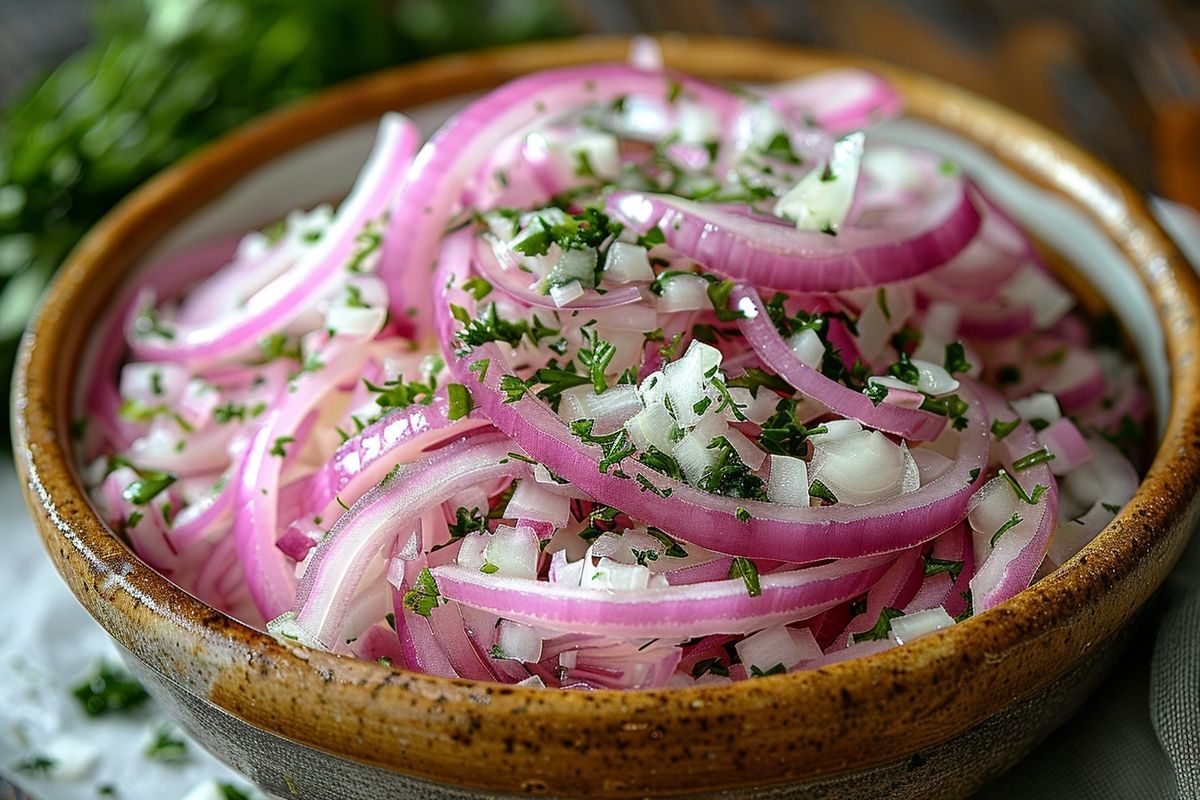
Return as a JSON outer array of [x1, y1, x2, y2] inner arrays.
[[13, 35, 1200, 796]]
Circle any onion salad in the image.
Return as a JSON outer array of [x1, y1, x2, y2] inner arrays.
[[78, 46, 1149, 690]]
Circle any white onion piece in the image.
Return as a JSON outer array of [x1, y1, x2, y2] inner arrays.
[[505, 479, 571, 527], [676, 100, 720, 144], [889, 607, 954, 645], [807, 419, 863, 445], [672, 431, 719, 484], [497, 619, 544, 663], [768, 454, 810, 505], [725, 427, 767, 471], [457, 532, 490, 571], [624, 402, 677, 453], [999, 265, 1074, 328], [484, 525, 540, 579], [726, 386, 778, 424], [583, 554, 651, 591], [911, 358, 960, 396], [787, 328, 825, 369], [912, 448, 953, 484], [774, 132, 864, 233], [809, 430, 904, 505], [656, 274, 710, 312], [735, 624, 809, 673], [549, 280, 585, 307], [604, 241, 655, 283], [1011, 392, 1062, 426]]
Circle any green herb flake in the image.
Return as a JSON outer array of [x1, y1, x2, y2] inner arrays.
[[145, 724, 188, 763], [923, 557, 964, 579], [809, 479, 838, 504], [269, 436, 295, 458], [729, 557, 762, 597], [446, 383, 473, 420], [219, 784, 253, 800], [997, 469, 1048, 506], [852, 607, 905, 643], [990, 512, 1024, 547], [1012, 447, 1055, 472], [691, 657, 730, 678], [570, 418, 635, 474], [122, 467, 177, 507], [943, 341, 972, 374], [72, 662, 150, 716], [876, 287, 891, 322], [990, 418, 1020, 439], [749, 663, 787, 678], [16, 754, 56, 774], [462, 276, 493, 301], [401, 568, 442, 617]]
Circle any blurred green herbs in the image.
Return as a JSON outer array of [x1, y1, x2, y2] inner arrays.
[[0, 0, 569, 437]]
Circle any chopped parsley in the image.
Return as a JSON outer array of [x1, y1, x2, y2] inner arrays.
[[431, 506, 488, 552], [943, 341, 972, 374], [990, 418, 1020, 439], [72, 662, 150, 716], [1012, 447, 1055, 472], [145, 724, 189, 763], [269, 436, 295, 458], [16, 754, 56, 774], [364, 373, 437, 411], [749, 663, 787, 678], [808, 479, 838, 504], [887, 352, 920, 386], [461, 276, 492, 301], [991, 512, 1023, 547], [726, 367, 792, 398], [691, 657, 730, 678], [757, 399, 828, 458], [997, 468, 1048, 505], [119, 462, 177, 507], [578, 327, 617, 394], [923, 556, 964, 579], [762, 131, 802, 164], [446, 383, 473, 420], [729, 557, 762, 597], [698, 437, 767, 500], [996, 365, 1022, 386], [920, 393, 970, 431], [401, 568, 442, 618], [570, 418, 635, 474], [852, 607, 905, 643], [510, 206, 621, 257]]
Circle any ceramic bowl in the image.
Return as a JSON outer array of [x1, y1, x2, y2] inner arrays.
[[13, 36, 1200, 800]]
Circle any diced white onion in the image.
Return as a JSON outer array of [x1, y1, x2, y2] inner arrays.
[[603, 241, 655, 283], [768, 454, 810, 505], [889, 607, 954, 644]]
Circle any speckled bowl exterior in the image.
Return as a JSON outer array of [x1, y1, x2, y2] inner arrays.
[[12, 37, 1200, 800]]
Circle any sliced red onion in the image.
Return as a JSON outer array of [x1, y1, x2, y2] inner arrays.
[[379, 64, 739, 332], [733, 286, 946, 441], [766, 68, 904, 134], [968, 388, 1060, 610], [132, 114, 420, 364], [293, 432, 525, 647], [607, 166, 980, 293], [432, 554, 891, 638]]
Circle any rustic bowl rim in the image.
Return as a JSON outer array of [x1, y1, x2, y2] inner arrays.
[[13, 35, 1200, 797]]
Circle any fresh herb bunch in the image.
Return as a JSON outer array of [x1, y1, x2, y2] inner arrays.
[[0, 0, 570, 440]]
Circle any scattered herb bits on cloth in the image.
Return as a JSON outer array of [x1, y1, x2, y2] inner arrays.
[[79, 42, 1148, 689]]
